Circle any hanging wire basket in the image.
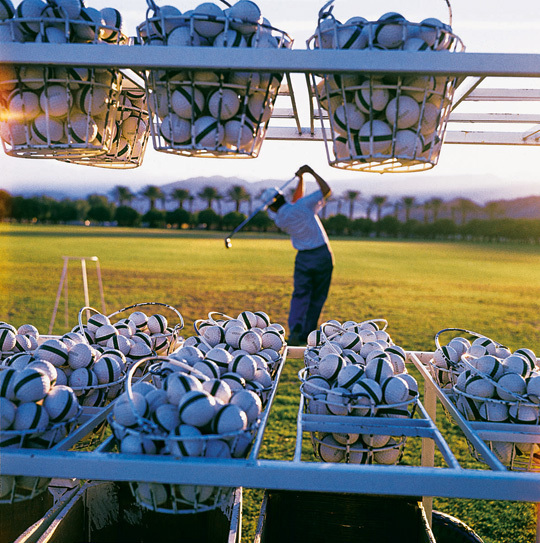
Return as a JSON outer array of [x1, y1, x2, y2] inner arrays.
[[136, 0, 293, 158], [0, 5, 128, 159], [307, 0, 464, 173], [61, 75, 151, 168], [108, 357, 260, 514], [0, 408, 82, 503], [0, 64, 122, 158]]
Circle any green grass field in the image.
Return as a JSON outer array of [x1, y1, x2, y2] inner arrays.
[[2, 224, 540, 542]]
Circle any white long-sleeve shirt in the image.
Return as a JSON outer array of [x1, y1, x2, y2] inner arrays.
[[272, 189, 330, 251]]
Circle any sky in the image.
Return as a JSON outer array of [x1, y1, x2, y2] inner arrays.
[[1, 0, 539, 201]]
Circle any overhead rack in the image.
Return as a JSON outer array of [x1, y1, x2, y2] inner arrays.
[[1, 45, 540, 148]]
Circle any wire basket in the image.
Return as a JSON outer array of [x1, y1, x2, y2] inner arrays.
[[307, 0, 464, 173], [452, 352, 540, 471], [0, 408, 82, 503], [300, 363, 414, 466], [79, 301, 185, 356], [427, 328, 505, 390], [61, 76, 150, 168], [201, 310, 285, 375], [300, 317, 416, 464], [136, 0, 293, 158], [0, 4, 128, 159], [299, 365, 417, 419], [310, 431, 407, 465], [65, 302, 184, 407], [108, 357, 260, 514], [0, 64, 122, 158], [0, 2, 128, 46]]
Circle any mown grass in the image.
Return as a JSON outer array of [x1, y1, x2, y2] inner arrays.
[[2, 224, 540, 542]]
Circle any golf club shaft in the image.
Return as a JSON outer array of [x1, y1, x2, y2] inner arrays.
[[224, 175, 299, 247]]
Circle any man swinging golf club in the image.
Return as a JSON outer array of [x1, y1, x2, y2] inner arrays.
[[265, 165, 334, 346]]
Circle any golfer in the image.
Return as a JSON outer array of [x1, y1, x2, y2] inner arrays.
[[266, 165, 334, 345]]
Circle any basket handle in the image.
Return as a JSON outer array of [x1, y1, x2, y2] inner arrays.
[[77, 306, 101, 345], [208, 311, 234, 324], [124, 355, 212, 430], [107, 301, 185, 334], [358, 318, 388, 332], [125, 356, 169, 431], [146, 0, 231, 15], [193, 319, 207, 335], [434, 327, 504, 351], [316, 0, 453, 27], [318, 0, 335, 21]]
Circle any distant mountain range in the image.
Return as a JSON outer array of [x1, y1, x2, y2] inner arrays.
[[8, 175, 540, 219]]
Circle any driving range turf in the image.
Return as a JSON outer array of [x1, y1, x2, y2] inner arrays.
[[2, 224, 540, 542]]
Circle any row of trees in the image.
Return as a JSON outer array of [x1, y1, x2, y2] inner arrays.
[[323, 214, 540, 242], [1, 186, 539, 242], [106, 184, 503, 225], [110, 184, 254, 214]]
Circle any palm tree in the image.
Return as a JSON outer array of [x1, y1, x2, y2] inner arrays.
[[392, 200, 400, 218], [429, 197, 444, 222], [336, 196, 345, 215], [227, 185, 250, 213], [217, 193, 226, 215], [188, 195, 195, 213], [371, 195, 388, 222], [453, 198, 478, 225], [172, 188, 190, 209], [422, 200, 432, 224], [365, 197, 375, 221], [111, 185, 134, 206], [401, 196, 416, 222], [484, 200, 504, 220], [198, 186, 220, 210], [141, 185, 164, 211], [345, 190, 360, 220]]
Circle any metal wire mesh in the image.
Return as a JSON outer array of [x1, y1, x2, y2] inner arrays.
[[107, 355, 271, 514], [0, 5, 128, 158], [307, 4, 465, 172], [136, 8, 293, 158], [299, 317, 417, 465], [61, 79, 150, 168]]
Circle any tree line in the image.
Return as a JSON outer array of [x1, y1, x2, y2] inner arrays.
[[1, 185, 539, 243]]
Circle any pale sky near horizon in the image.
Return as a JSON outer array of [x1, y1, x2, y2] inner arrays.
[[1, 0, 539, 198]]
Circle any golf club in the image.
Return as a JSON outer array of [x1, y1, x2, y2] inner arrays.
[[224, 175, 299, 248]]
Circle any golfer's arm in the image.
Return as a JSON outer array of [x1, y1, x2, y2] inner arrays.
[[311, 170, 331, 199], [291, 176, 304, 203]]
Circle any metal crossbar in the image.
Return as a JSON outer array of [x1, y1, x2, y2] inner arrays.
[[3, 349, 540, 503]]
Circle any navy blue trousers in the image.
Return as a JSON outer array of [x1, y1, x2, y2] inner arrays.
[[288, 244, 334, 340]]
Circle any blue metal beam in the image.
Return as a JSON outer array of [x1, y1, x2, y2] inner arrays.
[[1, 44, 540, 77], [3, 448, 540, 502]]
